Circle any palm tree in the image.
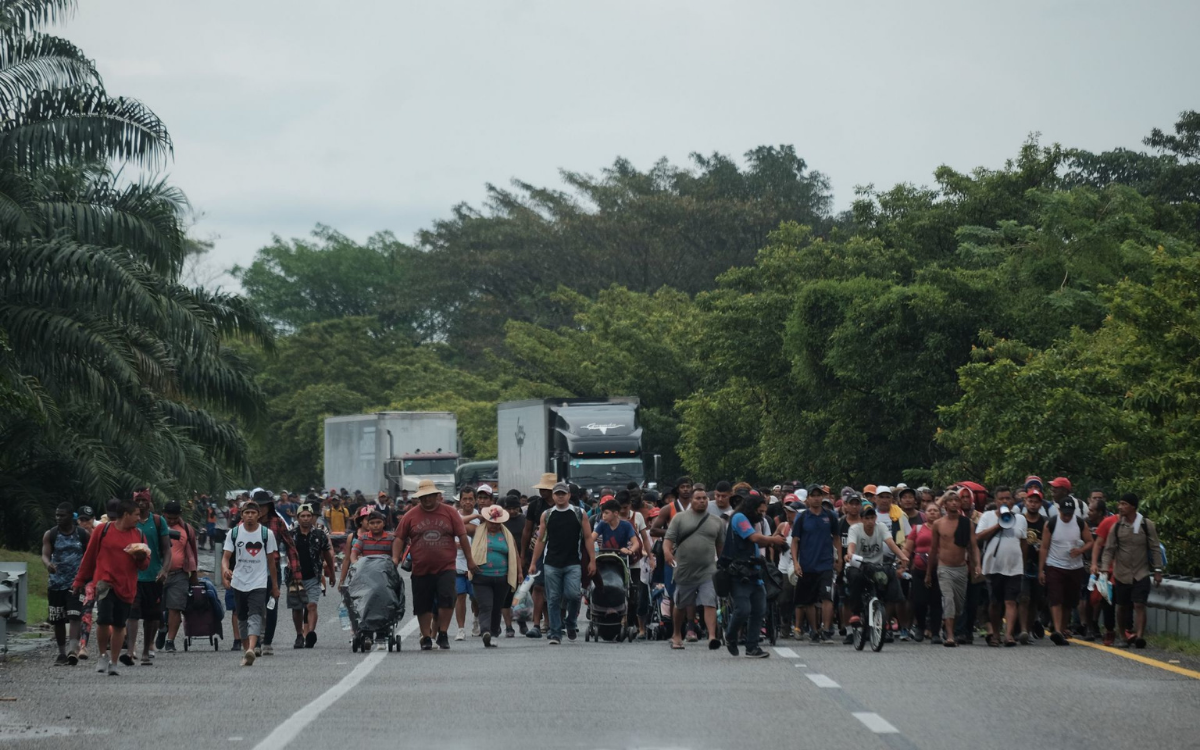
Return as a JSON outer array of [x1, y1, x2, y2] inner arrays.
[[0, 0, 273, 548]]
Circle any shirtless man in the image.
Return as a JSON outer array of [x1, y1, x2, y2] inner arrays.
[[926, 492, 980, 647]]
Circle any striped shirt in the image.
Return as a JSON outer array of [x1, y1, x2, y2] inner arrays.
[[352, 530, 395, 558]]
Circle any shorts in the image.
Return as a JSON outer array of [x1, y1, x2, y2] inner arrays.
[[1044, 566, 1086, 608], [47, 588, 85, 624], [234, 588, 268, 638], [225, 587, 236, 612], [163, 570, 191, 611], [288, 577, 323, 609], [1113, 577, 1152, 608], [206, 522, 217, 536], [130, 580, 164, 620], [455, 572, 475, 597], [96, 589, 132, 626], [674, 579, 717, 609], [411, 571, 456, 615], [794, 569, 834, 606], [988, 574, 1022, 604]]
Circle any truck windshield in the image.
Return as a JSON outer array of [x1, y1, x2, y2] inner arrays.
[[568, 458, 644, 483], [403, 458, 457, 475]]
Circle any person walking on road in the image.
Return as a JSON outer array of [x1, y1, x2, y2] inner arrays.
[[471, 504, 520, 648], [124, 488, 172, 667], [393, 479, 478, 650], [291, 503, 336, 648], [72, 497, 150, 676], [528, 482, 597, 645], [1038, 495, 1093, 646], [161, 501, 200, 653], [664, 485, 723, 650], [975, 488, 1027, 647], [721, 490, 788, 658], [1098, 493, 1164, 649], [257, 491, 301, 656], [222, 498, 280, 666], [519, 473, 558, 638], [791, 485, 842, 643], [926, 491, 979, 648], [42, 503, 90, 666]]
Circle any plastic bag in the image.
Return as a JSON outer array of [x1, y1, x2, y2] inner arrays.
[[1096, 573, 1112, 604], [512, 582, 534, 622], [516, 574, 535, 599]]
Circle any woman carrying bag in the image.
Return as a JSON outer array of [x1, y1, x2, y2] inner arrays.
[[470, 505, 521, 648]]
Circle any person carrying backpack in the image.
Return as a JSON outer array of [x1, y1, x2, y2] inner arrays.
[[42, 503, 91, 666], [1098, 493, 1165, 649], [1038, 496, 1094, 645], [528, 482, 597, 645], [221, 497, 279, 666]]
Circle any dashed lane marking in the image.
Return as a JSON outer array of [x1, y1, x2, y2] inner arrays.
[[853, 713, 899, 734], [772, 646, 799, 658], [1072, 639, 1200, 680], [805, 673, 840, 688]]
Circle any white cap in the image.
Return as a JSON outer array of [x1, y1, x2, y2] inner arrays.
[[476, 484, 494, 496], [875, 485, 893, 496]]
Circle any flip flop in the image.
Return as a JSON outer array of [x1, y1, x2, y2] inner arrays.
[[670, 642, 685, 650], [943, 640, 958, 648]]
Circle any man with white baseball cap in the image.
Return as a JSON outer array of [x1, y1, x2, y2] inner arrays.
[[528, 482, 596, 644]]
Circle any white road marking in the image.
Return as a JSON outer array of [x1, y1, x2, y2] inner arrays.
[[805, 673, 840, 688], [252, 617, 419, 750], [852, 712, 899, 734], [792, 664, 807, 668], [772, 646, 799, 658]]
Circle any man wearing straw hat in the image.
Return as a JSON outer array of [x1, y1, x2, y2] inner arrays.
[[394, 479, 478, 650], [519, 472, 558, 638]]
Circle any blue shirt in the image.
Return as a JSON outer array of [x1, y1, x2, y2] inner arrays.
[[726, 512, 760, 561], [790, 508, 838, 572], [595, 519, 637, 552]]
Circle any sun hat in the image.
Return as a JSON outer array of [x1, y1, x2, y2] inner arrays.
[[533, 473, 558, 491], [413, 479, 442, 499], [480, 505, 510, 524], [357, 506, 373, 518]]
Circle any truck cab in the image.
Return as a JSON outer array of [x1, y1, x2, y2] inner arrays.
[[386, 450, 458, 498]]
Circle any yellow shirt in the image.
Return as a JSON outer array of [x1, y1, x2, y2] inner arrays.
[[325, 506, 349, 534]]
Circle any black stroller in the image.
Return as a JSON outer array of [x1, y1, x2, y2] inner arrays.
[[347, 556, 407, 653], [585, 552, 638, 643]]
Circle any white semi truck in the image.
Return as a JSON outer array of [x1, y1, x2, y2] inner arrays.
[[323, 412, 458, 497]]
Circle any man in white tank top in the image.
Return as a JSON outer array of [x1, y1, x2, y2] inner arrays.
[[1037, 496, 1094, 645]]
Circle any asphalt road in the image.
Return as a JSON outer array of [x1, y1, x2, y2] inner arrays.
[[2, 582, 1198, 750]]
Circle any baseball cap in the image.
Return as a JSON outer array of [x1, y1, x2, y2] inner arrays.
[[1049, 477, 1072, 490], [77, 505, 95, 519], [806, 483, 825, 496], [297, 503, 315, 515], [241, 498, 259, 509], [875, 485, 893, 496], [783, 493, 799, 504], [862, 505, 878, 517], [552, 482, 570, 494], [476, 484, 494, 496], [772, 485, 782, 492], [845, 493, 863, 504], [1024, 475, 1044, 490], [163, 501, 182, 514], [1059, 496, 1077, 514], [1026, 488, 1044, 500], [863, 484, 877, 495]]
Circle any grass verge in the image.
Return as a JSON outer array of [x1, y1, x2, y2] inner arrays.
[[1147, 633, 1200, 657], [0, 548, 48, 626]]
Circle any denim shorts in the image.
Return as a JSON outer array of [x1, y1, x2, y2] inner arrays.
[[455, 572, 474, 597]]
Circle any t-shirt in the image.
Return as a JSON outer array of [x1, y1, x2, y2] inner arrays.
[[595, 519, 637, 552], [352, 530, 395, 558], [503, 514, 525, 543], [1023, 514, 1046, 575], [664, 510, 722, 586], [324, 506, 350, 535], [620, 511, 647, 569], [294, 527, 330, 580], [224, 523, 278, 592], [455, 515, 482, 574], [790, 508, 838, 573], [725, 512, 760, 561], [168, 520, 196, 573], [846, 523, 890, 565], [838, 517, 860, 552], [976, 510, 1028, 577], [478, 530, 510, 578], [137, 514, 170, 582], [396, 504, 467, 576], [72, 523, 148, 604], [1094, 514, 1120, 573]]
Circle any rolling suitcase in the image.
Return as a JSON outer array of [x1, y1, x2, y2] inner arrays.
[[183, 584, 224, 650]]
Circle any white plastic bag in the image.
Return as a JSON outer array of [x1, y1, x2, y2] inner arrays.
[[512, 576, 535, 621]]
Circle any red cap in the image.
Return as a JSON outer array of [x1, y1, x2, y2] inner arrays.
[[1026, 488, 1044, 499], [1049, 477, 1072, 490]]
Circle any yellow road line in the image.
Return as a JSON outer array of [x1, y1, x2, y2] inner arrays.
[[1072, 638, 1200, 680]]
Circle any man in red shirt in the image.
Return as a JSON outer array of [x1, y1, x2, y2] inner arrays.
[[394, 479, 478, 650], [72, 498, 150, 676]]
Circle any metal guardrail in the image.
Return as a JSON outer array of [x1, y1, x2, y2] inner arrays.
[[1147, 575, 1200, 640], [0, 562, 29, 657]]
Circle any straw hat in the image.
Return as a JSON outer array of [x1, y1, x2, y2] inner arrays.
[[533, 473, 557, 491], [413, 479, 442, 499], [479, 505, 510, 524]]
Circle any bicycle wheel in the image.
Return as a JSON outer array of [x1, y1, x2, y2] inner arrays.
[[869, 597, 884, 652]]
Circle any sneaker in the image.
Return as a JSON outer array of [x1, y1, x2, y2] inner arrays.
[[66, 651, 79, 666], [262, 644, 273, 656], [54, 654, 69, 666], [242, 649, 256, 666], [436, 631, 450, 650], [883, 631, 894, 644], [899, 628, 910, 642], [96, 657, 109, 674], [305, 631, 318, 648], [164, 641, 176, 653], [231, 640, 242, 652], [294, 636, 305, 649], [118, 653, 135, 667], [525, 627, 542, 639], [1018, 631, 1030, 645], [1103, 631, 1115, 647], [547, 637, 561, 645], [471, 619, 481, 637], [842, 633, 855, 645], [107, 664, 120, 676], [505, 627, 515, 638], [911, 630, 925, 643], [254, 645, 262, 657], [482, 632, 493, 648], [567, 627, 577, 642], [743, 647, 769, 658], [1135, 636, 1146, 649], [419, 636, 433, 651], [155, 630, 167, 650], [148, 649, 156, 659], [455, 630, 465, 641], [792, 627, 804, 640], [1050, 631, 1067, 646], [822, 629, 835, 642], [931, 635, 943, 645], [518, 621, 528, 635], [810, 631, 821, 643], [725, 638, 739, 656]]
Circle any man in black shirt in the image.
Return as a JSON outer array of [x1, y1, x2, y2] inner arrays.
[[290, 504, 336, 648], [528, 482, 596, 645]]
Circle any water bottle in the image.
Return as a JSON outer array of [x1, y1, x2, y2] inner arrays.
[[267, 595, 276, 611], [1087, 574, 1097, 592], [339, 603, 351, 630]]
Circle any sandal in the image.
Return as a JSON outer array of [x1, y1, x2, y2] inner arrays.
[[986, 634, 1000, 648], [670, 642, 685, 650], [1004, 639, 1017, 648], [943, 639, 958, 648]]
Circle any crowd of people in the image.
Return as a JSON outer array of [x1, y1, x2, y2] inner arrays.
[[41, 471, 1167, 671]]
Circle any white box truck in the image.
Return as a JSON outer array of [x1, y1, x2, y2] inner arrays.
[[497, 398, 644, 497], [324, 412, 458, 497]]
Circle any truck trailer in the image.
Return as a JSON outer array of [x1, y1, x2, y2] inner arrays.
[[324, 412, 458, 497]]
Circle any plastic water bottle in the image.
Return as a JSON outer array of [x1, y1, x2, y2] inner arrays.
[[339, 603, 351, 631], [267, 595, 276, 611], [1087, 574, 1097, 592]]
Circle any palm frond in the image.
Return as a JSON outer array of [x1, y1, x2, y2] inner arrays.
[[0, 29, 97, 104], [0, 0, 76, 34]]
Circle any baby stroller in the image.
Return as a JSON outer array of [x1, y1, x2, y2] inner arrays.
[[585, 553, 637, 643], [646, 583, 672, 641], [347, 556, 406, 653]]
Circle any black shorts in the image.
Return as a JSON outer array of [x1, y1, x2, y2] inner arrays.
[[130, 581, 164, 620], [1113, 577, 1152, 608], [47, 588, 85, 624], [96, 589, 132, 626], [411, 571, 456, 615], [988, 574, 1021, 604], [795, 569, 834, 606]]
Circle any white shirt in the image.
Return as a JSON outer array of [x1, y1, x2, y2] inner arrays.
[[224, 523, 278, 592], [976, 510, 1028, 577], [1045, 514, 1085, 570]]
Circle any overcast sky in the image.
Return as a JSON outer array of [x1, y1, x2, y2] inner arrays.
[[61, 1, 1200, 287]]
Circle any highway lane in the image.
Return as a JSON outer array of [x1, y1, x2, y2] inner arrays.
[[1, 588, 1197, 750]]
